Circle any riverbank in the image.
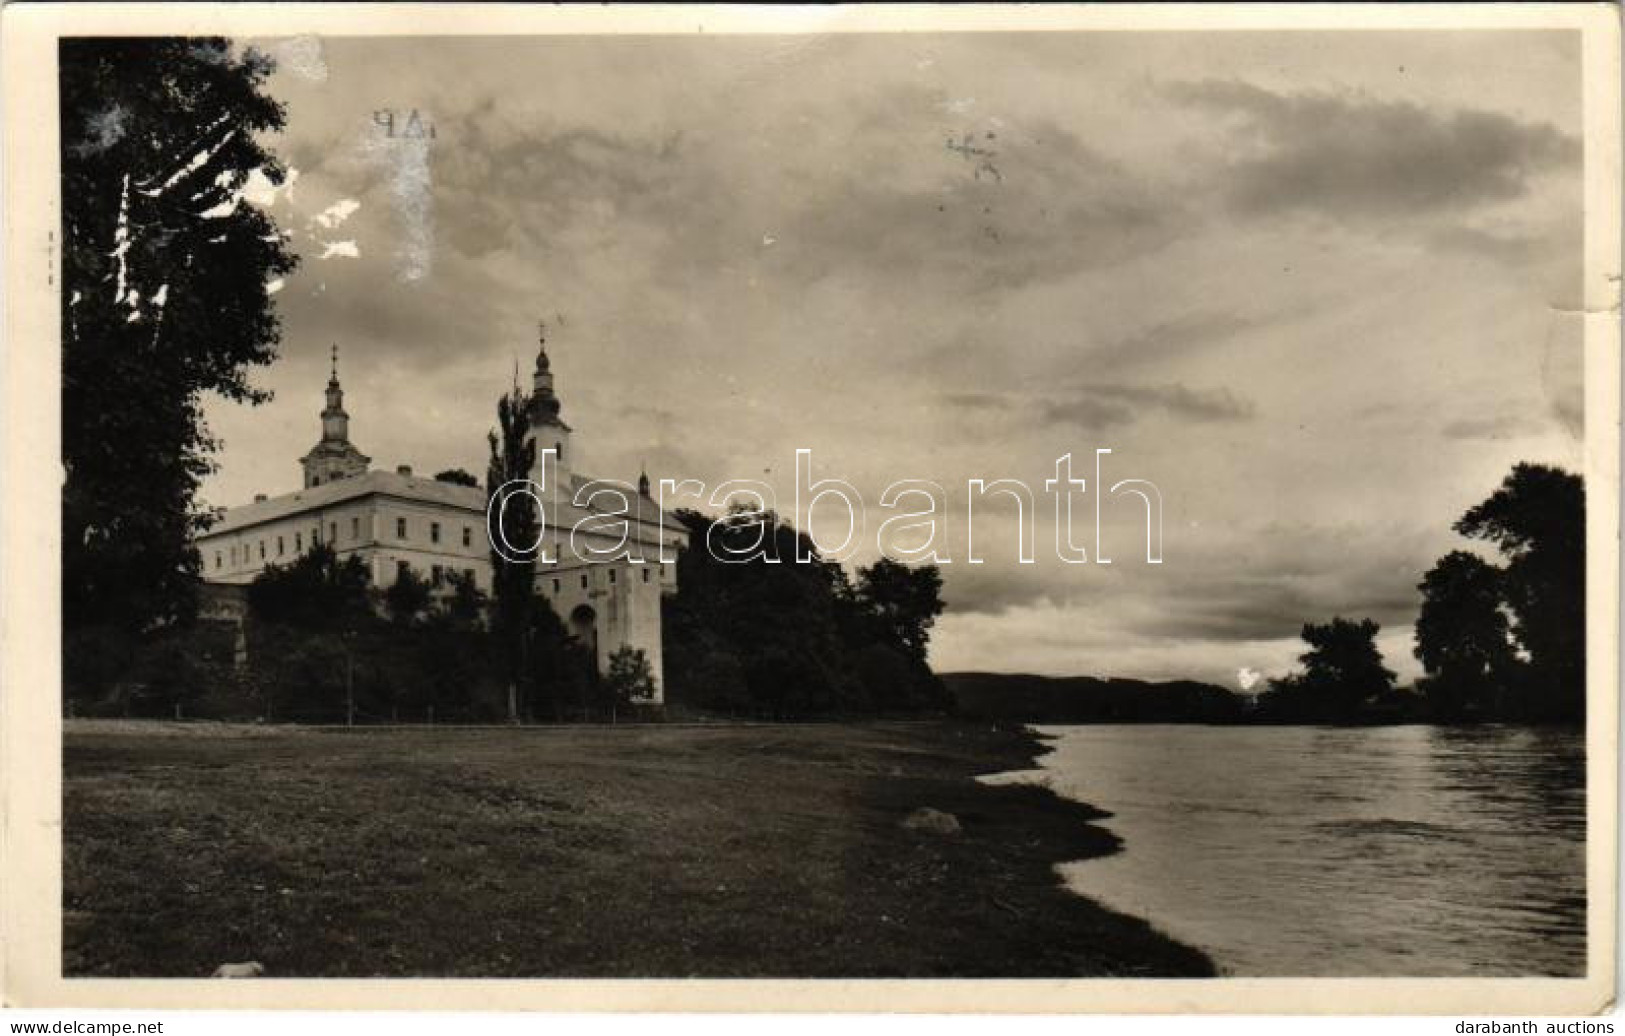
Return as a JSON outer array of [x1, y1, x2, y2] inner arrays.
[[63, 719, 1214, 977]]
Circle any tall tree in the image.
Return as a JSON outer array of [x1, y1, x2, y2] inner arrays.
[[61, 38, 298, 633], [1414, 551, 1516, 720], [486, 386, 537, 722], [1259, 617, 1396, 722], [1298, 617, 1396, 710], [1454, 463, 1585, 719], [855, 557, 945, 663]]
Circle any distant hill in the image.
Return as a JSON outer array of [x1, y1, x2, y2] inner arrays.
[[943, 672, 1245, 724]]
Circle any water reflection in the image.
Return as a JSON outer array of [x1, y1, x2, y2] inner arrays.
[[989, 724, 1585, 976]]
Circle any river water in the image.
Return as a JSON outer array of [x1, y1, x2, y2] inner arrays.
[[986, 724, 1586, 976]]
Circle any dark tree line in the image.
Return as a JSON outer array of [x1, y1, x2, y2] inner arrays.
[[1415, 463, 1584, 723], [240, 545, 497, 723], [1256, 462, 1584, 725], [661, 508, 950, 719]]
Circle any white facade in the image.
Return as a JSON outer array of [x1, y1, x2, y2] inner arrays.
[[530, 480, 685, 699], [522, 334, 685, 699], [198, 468, 492, 594]]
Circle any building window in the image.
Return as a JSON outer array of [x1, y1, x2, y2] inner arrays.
[[277, 536, 284, 556], [351, 516, 360, 540], [329, 522, 337, 544], [552, 578, 560, 593], [431, 522, 441, 544], [609, 568, 617, 585], [397, 517, 407, 539], [431, 564, 443, 587], [295, 532, 303, 552], [398, 560, 410, 582], [259, 541, 265, 560], [465, 568, 475, 584], [642, 567, 650, 583], [215, 552, 222, 570], [462, 526, 472, 548], [580, 574, 588, 589]]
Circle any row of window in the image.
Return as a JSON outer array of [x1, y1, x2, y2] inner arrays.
[[213, 514, 478, 569], [398, 560, 477, 588], [394, 517, 473, 548], [545, 564, 666, 594]]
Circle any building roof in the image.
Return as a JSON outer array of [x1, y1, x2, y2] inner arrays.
[[200, 468, 686, 543]]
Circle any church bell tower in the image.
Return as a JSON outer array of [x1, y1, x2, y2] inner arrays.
[[300, 345, 371, 488], [528, 322, 574, 492]]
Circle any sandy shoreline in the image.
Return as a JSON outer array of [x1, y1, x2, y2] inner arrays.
[[62, 719, 1214, 978]]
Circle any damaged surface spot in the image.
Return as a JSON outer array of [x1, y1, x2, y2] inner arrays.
[[361, 117, 434, 281], [271, 36, 330, 83]]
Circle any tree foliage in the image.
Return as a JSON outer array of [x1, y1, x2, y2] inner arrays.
[[486, 387, 538, 718], [432, 569, 487, 631], [241, 551, 507, 724], [433, 468, 480, 487], [385, 566, 433, 628], [1257, 617, 1396, 722], [1409, 463, 1584, 722], [1414, 551, 1515, 720], [662, 508, 950, 718], [245, 542, 371, 632], [1453, 463, 1584, 719], [61, 38, 297, 633], [602, 646, 657, 718], [853, 557, 945, 664]]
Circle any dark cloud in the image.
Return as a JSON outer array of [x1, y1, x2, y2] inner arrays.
[[436, 89, 1186, 296], [1164, 79, 1579, 220], [951, 383, 1255, 430], [1129, 573, 1421, 643], [766, 118, 1184, 293], [433, 106, 684, 262], [943, 519, 1437, 650], [1090, 311, 1258, 368], [1428, 225, 1543, 266], [1441, 413, 1547, 441], [1058, 383, 1256, 424]]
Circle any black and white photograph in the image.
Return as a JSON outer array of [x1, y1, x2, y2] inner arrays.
[[1, 2, 1619, 1020]]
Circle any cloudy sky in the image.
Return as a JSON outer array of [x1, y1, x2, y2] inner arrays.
[[201, 30, 1585, 687]]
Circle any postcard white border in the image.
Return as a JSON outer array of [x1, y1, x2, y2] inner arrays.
[[2, 2, 1618, 1014]]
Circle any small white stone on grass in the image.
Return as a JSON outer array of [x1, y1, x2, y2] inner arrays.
[[211, 961, 265, 978], [901, 807, 962, 836]]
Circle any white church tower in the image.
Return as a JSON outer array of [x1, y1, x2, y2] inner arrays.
[[527, 324, 574, 493], [523, 323, 683, 703], [299, 345, 371, 488]]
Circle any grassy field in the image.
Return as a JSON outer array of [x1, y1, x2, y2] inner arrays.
[[63, 720, 1214, 978]]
